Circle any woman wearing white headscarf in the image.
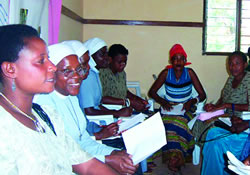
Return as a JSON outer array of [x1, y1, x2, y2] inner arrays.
[[0, 24, 116, 175], [62, 40, 122, 139], [35, 42, 137, 175], [77, 37, 132, 118]]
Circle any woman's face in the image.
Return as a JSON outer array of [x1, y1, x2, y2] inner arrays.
[[229, 55, 247, 77], [79, 51, 90, 80], [55, 55, 83, 96], [171, 53, 186, 71], [110, 54, 127, 73], [15, 37, 56, 95], [92, 46, 109, 69]]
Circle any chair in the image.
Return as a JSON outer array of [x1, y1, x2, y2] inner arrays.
[[127, 81, 141, 97]]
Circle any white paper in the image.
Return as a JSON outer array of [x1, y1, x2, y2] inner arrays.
[[160, 103, 185, 115], [242, 111, 250, 120], [118, 113, 147, 133], [219, 117, 232, 127], [188, 116, 198, 129], [86, 115, 114, 125], [102, 104, 123, 110], [227, 151, 250, 175], [122, 112, 167, 165]]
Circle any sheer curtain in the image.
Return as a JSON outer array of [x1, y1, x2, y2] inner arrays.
[[7, 0, 62, 45], [0, 0, 8, 25], [48, 0, 62, 45]]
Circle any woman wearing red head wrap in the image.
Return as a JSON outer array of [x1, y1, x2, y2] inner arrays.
[[149, 44, 206, 172]]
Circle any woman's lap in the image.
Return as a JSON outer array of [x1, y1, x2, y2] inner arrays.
[[162, 113, 195, 158], [202, 127, 248, 175]]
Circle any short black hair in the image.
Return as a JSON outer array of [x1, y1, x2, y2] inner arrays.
[[0, 24, 39, 64], [0, 24, 39, 82], [248, 47, 250, 57], [108, 44, 129, 59], [229, 51, 248, 63]]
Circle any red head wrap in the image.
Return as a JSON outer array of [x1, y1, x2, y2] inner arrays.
[[169, 44, 187, 59], [166, 44, 191, 69]]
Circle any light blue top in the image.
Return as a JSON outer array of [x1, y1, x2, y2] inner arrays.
[[34, 91, 116, 162], [77, 67, 102, 110]]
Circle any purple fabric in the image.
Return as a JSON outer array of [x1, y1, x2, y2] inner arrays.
[[48, 0, 62, 45], [198, 109, 225, 121]]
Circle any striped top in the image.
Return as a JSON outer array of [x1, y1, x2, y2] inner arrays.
[[164, 68, 192, 103]]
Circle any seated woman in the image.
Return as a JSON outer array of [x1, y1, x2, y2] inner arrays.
[[99, 44, 149, 112], [35, 42, 137, 175], [148, 44, 206, 171], [201, 51, 250, 175], [77, 38, 132, 118], [62, 40, 120, 140], [0, 24, 117, 174], [241, 133, 250, 164]]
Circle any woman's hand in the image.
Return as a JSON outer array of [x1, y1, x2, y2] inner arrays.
[[114, 107, 133, 118], [183, 99, 196, 111], [231, 115, 243, 125], [97, 122, 119, 139], [130, 98, 149, 111], [230, 119, 249, 134], [204, 103, 229, 112], [243, 155, 250, 166], [204, 103, 217, 112], [159, 99, 173, 111], [106, 150, 137, 175]]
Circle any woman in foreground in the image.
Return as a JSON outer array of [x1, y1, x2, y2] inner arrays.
[[202, 51, 250, 175], [0, 24, 117, 174]]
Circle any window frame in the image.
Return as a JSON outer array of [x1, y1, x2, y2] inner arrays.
[[202, 0, 244, 55]]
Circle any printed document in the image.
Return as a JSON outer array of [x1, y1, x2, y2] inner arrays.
[[122, 112, 167, 165]]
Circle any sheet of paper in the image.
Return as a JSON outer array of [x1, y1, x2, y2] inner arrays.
[[122, 112, 167, 165], [102, 104, 122, 110], [161, 103, 185, 115], [118, 113, 147, 133], [188, 116, 198, 129], [86, 115, 114, 125], [227, 151, 250, 175], [219, 117, 232, 126], [242, 111, 250, 120]]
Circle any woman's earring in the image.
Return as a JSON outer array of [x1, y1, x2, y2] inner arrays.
[[12, 79, 16, 92]]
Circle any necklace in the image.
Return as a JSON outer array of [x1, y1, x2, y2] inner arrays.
[[0, 92, 45, 133]]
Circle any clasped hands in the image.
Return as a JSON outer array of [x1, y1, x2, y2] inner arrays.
[[106, 150, 138, 175]]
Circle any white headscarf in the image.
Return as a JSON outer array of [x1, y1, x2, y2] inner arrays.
[[83, 37, 107, 69], [62, 40, 88, 59], [48, 42, 76, 66]]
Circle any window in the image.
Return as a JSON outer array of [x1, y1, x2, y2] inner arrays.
[[203, 0, 250, 55]]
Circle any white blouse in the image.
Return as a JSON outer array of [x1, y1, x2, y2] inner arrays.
[[0, 105, 92, 175]]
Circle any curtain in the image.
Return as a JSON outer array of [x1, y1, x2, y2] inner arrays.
[[8, 0, 49, 43], [0, 0, 8, 25], [48, 0, 62, 45]]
